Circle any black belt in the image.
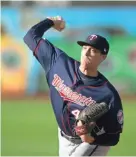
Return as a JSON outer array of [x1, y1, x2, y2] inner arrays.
[[61, 131, 81, 143]]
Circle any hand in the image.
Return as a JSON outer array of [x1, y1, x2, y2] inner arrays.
[[80, 134, 95, 143], [47, 16, 65, 32], [77, 120, 95, 143]]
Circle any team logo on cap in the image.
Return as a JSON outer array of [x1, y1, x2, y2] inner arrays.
[[89, 35, 97, 40]]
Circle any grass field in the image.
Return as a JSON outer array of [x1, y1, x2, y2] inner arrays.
[[1, 99, 136, 156]]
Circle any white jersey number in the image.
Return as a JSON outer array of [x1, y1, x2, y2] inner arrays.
[[71, 109, 80, 119]]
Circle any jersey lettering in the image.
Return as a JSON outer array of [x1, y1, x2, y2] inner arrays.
[[52, 74, 96, 106]]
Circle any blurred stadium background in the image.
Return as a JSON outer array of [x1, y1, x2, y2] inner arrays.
[[1, 0, 136, 156]]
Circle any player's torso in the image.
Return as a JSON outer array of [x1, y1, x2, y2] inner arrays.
[[47, 54, 113, 136]]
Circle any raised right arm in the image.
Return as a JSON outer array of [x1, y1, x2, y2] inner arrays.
[[23, 18, 54, 52], [23, 18, 64, 74]]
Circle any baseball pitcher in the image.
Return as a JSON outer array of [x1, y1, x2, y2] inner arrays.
[[24, 16, 124, 156]]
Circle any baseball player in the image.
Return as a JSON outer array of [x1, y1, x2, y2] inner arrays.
[[24, 16, 124, 156]]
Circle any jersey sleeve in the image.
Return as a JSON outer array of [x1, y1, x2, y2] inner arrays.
[[32, 39, 63, 74], [23, 18, 63, 74], [106, 93, 124, 134]]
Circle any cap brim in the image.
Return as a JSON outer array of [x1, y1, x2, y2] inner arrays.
[[77, 41, 95, 47], [77, 41, 104, 54]]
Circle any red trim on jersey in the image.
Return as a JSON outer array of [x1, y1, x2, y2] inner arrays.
[[76, 81, 108, 92], [61, 116, 68, 135], [33, 39, 44, 56], [73, 73, 77, 86], [65, 61, 78, 136], [70, 61, 78, 87], [73, 61, 78, 85], [67, 102, 75, 136]]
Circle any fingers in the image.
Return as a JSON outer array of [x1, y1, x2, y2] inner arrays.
[[47, 15, 64, 21], [47, 15, 65, 32], [55, 16, 63, 21]]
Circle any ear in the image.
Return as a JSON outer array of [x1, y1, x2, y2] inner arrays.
[[102, 55, 107, 61], [100, 55, 107, 63]]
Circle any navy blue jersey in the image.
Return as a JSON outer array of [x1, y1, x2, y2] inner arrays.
[[24, 19, 124, 146]]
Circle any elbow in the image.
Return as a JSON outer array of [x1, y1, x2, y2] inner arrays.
[[23, 33, 31, 50], [109, 134, 120, 146], [23, 33, 27, 44], [110, 138, 119, 146], [94, 133, 120, 146], [23, 31, 31, 45], [23, 30, 36, 51]]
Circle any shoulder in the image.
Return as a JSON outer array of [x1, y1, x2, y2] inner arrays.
[[106, 81, 121, 99], [100, 73, 119, 94], [99, 73, 121, 101], [106, 80, 122, 108]]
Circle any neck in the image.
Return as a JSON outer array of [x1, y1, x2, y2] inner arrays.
[[79, 65, 98, 77]]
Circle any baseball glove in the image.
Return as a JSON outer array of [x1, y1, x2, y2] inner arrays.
[[74, 102, 109, 136]]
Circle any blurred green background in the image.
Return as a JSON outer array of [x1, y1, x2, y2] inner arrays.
[[1, 1, 136, 156], [1, 99, 136, 156]]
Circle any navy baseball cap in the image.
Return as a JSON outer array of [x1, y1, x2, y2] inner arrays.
[[77, 34, 109, 54]]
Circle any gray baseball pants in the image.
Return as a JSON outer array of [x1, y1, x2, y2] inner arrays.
[[58, 128, 110, 156]]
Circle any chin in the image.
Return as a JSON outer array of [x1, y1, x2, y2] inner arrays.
[[82, 62, 88, 67]]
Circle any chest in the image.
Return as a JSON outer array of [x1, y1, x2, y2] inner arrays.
[[50, 73, 110, 108]]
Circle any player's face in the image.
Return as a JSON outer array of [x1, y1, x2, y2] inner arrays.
[[80, 45, 106, 69]]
